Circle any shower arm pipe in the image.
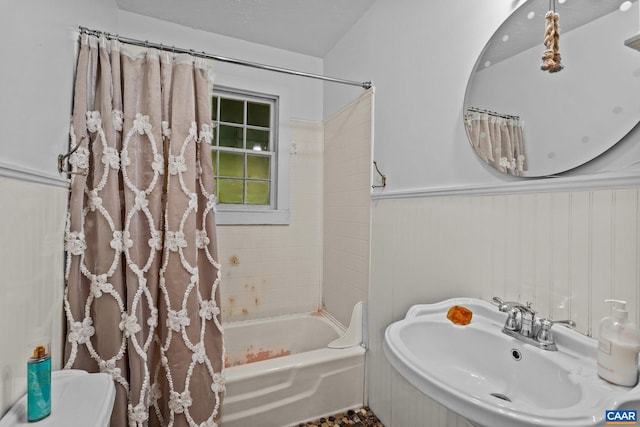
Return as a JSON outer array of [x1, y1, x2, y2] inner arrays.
[[78, 26, 373, 90]]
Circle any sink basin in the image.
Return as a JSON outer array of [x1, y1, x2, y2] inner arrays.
[[383, 298, 640, 427]]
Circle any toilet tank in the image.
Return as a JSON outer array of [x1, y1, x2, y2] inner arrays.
[[0, 370, 115, 427]]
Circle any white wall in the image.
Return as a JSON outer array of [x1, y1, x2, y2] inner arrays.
[[0, 0, 119, 182], [324, 0, 640, 192], [324, 0, 522, 191], [323, 90, 373, 326], [323, 1, 640, 426]]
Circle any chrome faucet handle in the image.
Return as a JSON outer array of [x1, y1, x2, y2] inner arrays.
[[536, 318, 554, 344], [551, 319, 576, 328], [504, 307, 519, 331]]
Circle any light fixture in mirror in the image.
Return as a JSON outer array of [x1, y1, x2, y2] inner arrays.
[[464, 0, 640, 177]]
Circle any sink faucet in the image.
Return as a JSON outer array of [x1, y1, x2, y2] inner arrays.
[[492, 297, 573, 351]]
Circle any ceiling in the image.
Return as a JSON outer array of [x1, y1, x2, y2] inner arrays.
[[115, 0, 377, 58]]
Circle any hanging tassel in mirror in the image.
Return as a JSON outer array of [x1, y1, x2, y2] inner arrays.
[[549, 10, 563, 72], [541, 0, 563, 73]]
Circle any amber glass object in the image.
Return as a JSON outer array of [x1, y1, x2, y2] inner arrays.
[[447, 305, 473, 325]]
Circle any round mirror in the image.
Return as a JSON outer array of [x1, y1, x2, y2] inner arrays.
[[464, 0, 640, 177]]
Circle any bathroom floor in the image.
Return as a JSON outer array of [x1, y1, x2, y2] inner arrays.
[[293, 407, 384, 427]]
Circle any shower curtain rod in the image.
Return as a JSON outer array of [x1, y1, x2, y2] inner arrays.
[[78, 26, 372, 89], [466, 107, 520, 120]]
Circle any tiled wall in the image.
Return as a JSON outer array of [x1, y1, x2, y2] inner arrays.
[[323, 90, 373, 326], [217, 120, 324, 322], [369, 187, 640, 426], [0, 177, 68, 415]]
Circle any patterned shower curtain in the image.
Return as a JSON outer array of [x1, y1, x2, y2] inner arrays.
[[465, 110, 527, 176], [63, 34, 224, 427]]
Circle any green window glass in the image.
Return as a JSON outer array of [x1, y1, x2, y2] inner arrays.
[[247, 102, 270, 127], [210, 89, 276, 208], [246, 181, 270, 205], [220, 98, 244, 124], [219, 179, 244, 204], [247, 155, 269, 179], [219, 125, 243, 149], [247, 129, 269, 152], [219, 152, 244, 178]]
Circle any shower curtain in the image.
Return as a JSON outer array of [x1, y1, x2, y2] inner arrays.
[[63, 34, 224, 427], [465, 111, 527, 176]]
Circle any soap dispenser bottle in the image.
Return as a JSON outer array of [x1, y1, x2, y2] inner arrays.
[[597, 299, 640, 387], [27, 342, 51, 421]]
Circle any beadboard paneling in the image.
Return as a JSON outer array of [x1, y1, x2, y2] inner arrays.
[[369, 187, 640, 426], [0, 177, 68, 415]]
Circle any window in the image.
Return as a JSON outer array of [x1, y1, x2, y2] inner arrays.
[[211, 87, 288, 225]]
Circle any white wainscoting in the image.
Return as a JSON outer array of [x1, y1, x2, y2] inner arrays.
[[369, 187, 640, 426], [0, 177, 68, 415]]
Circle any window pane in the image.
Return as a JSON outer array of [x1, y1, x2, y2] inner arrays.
[[211, 96, 218, 120], [247, 155, 270, 179], [246, 181, 270, 205], [220, 98, 244, 124], [219, 125, 243, 148], [219, 152, 244, 178], [211, 90, 277, 211], [247, 102, 270, 127], [219, 179, 244, 204], [247, 129, 269, 152]]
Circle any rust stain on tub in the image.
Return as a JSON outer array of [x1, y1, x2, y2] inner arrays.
[[246, 348, 291, 364], [224, 347, 292, 368]]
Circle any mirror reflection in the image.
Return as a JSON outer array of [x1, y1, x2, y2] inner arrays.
[[464, 0, 640, 177]]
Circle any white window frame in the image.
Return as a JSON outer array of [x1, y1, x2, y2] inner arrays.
[[211, 86, 289, 225]]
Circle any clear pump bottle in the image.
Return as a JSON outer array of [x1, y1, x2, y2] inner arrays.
[[597, 299, 640, 387]]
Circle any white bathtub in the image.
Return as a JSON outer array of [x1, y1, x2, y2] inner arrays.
[[220, 308, 366, 427]]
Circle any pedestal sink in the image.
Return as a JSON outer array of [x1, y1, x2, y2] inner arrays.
[[383, 297, 640, 427]]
